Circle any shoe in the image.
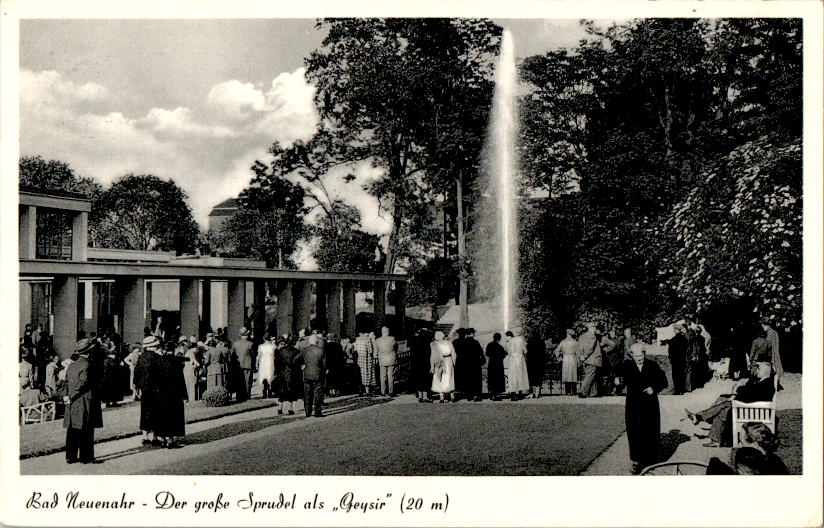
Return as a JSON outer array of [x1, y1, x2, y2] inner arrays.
[[277, 409, 283, 415], [150, 439, 162, 447], [288, 410, 295, 415], [81, 459, 103, 464], [66, 459, 78, 464], [685, 409, 699, 425], [165, 443, 183, 449], [693, 433, 708, 439], [577, 393, 586, 399], [314, 413, 324, 418], [703, 441, 720, 448], [141, 439, 152, 446]]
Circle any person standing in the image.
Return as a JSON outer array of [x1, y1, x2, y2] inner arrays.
[[622, 328, 636, 361], [183, 337, 201, 402], [410, 328, 433, 402], [203, 334, 226, 391], [274, 336, 300, 415], [451, 329, 468, 401], [101, 345, 124, 407], [617, 342, 668, 474], [554, 329, 579, 395], [296, 334, 326, 417], [504, 330, 530, 400], [63, 339, 103, 464], [124, 344, 141, 400], [324, 334, 345, 397], [761, 319, 784, 389], [686, 320, 709, 390], [375, 327, 397, 396], [44, 354, 60, 397], [485, 333, 507, 400], [430, 331, 456, 402], [526, 332, 547, 399], [662, 324, 689, 394], [231, 327, 256, 402], [577, 323, 603, 398], [354, 332, 376, 395], [134, 336, 162, 446], [257, 335, 277, 399], [463, 328, 485, 402], [599, 330, 619, 395], [154, 342, 187, 448]]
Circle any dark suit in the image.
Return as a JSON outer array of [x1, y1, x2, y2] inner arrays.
[[296, 344, 326, 416], [231, 339, 255, 401], [63, 355, 102, 463]]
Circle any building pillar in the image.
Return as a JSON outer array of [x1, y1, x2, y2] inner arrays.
[[19, 205, 37, 259], [179, 278, 199, 340], [373, 281, 386, 331], [71, 211, 88, 261], [227, 279, 245, 342], [325, 281, 341, 338], [19, 281, 32, 335], [119, 277, 145, 347], [342, 280, 356, 339], [52, 275, 78, 360], [275, 281, 293, 337], [144, 281, 153, 330], [395, 281, 406, 339], [200, 280, 211, 338], [315, 281, 328, 332], [292, 280, 312, 332], [253, 279, 266, 343]]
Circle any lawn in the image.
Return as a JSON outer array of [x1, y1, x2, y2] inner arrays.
[[147, 402, 626, 476]]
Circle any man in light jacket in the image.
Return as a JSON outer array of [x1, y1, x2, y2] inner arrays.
[[577, 322, 603, 398], [375, 327, 397, 396]]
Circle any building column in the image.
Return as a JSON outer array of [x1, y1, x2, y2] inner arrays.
[[200, 280, 212, 339], [227, 279, 245, 342], [315, 281, 328, 332], [395, 281, 406, 339], [275, 281, 293, 337], [119, 277, 145, 347], [253, 279, 266, 342], [342, 280, 356, 339], [53, 275, 78, 360], [179, 278, 199, 340], [71, 211, 88, 261], [326, 281, 341, 338], [144, 281, 153, 330], [19, 205, 37, 259], [20, 281, 32, 335], [373, 281, 386, 331], [292, 280, 312, 332]]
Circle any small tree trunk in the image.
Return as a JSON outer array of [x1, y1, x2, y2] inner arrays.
[[457, 174, 469, 329]]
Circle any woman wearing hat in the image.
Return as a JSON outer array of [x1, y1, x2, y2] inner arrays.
[[203, 334, 226, 390], [430, 331, 456, 403], [134, 335, 162, 446], [183, 337, 201, 402], [274, 335, 300, 415], [154, 342, 187, 448]]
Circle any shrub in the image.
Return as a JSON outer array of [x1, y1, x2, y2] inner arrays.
[[202, 386, 230, 407]]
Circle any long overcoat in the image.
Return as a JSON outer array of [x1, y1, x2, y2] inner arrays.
[[618, 358, 668, 467], [63, 356, 103, 430]]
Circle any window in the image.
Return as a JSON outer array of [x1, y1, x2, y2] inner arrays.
[[36, 209, 73, 260]]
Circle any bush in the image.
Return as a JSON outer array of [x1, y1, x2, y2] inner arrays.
[[202, 386, 230, 407]]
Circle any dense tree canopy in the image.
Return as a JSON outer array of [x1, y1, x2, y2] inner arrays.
[[19, 155, 102, 198], [313, 201, 382, 273], [517, 18, 802, 339], [91, 174, 200, 254]]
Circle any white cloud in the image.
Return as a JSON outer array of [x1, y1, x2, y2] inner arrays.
[[136, 107, 236, 139], [21, 69, 108, 108], [207, 80, 266, 120]]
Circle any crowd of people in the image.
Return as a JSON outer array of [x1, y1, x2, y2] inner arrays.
[[19, 313, 789, 473]]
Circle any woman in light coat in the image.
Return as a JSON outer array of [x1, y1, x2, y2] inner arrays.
[[504, 330, 530, 400], [430, 331, 457, 402], [554, 329, 579, 395]]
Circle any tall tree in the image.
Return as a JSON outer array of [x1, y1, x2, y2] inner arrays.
[[295, 18, 500, 274], [90, 174, 200, 254], [313, 201, 381, 272]]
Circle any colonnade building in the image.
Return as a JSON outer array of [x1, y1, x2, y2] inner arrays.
[[19, 188, 408, 359]]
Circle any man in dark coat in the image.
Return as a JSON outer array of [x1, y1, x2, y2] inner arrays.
[[463, 328, 485, 401], [324, 334, 345, 396], [295, 335, 326, 417], [451, 328, 468, 401], [134, 335, 162, 446], [662, 324, 689, 394], [410, 328, 433, 402], [63, 339, 103, 464], [485, 333, 507, 400], [686, 321, 709, 390], [617, 342, 668, 474], [526, 332, 547, 398], [231, 327, 256, 402]]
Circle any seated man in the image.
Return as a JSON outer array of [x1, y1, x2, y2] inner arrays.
[[685, 354, 775, 447]]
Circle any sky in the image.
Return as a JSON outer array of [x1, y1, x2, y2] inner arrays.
[[19, 18, 604, 261]]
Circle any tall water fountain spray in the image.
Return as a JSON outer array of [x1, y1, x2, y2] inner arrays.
[[490, 29, 520, 331]]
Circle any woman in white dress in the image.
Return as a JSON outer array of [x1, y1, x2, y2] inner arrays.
[[183, 339, 201, 402], [505, 330, 530, 400], [257, 335, 277, 398], [430, 331, 457, 402]]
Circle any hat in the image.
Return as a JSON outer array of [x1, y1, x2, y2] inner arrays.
[[74, 338, 95, 354], [178, 336, 188, 343], [142, 335, 160, 349], [205, 332, 214, 339], [240, 327, 250, 337]]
